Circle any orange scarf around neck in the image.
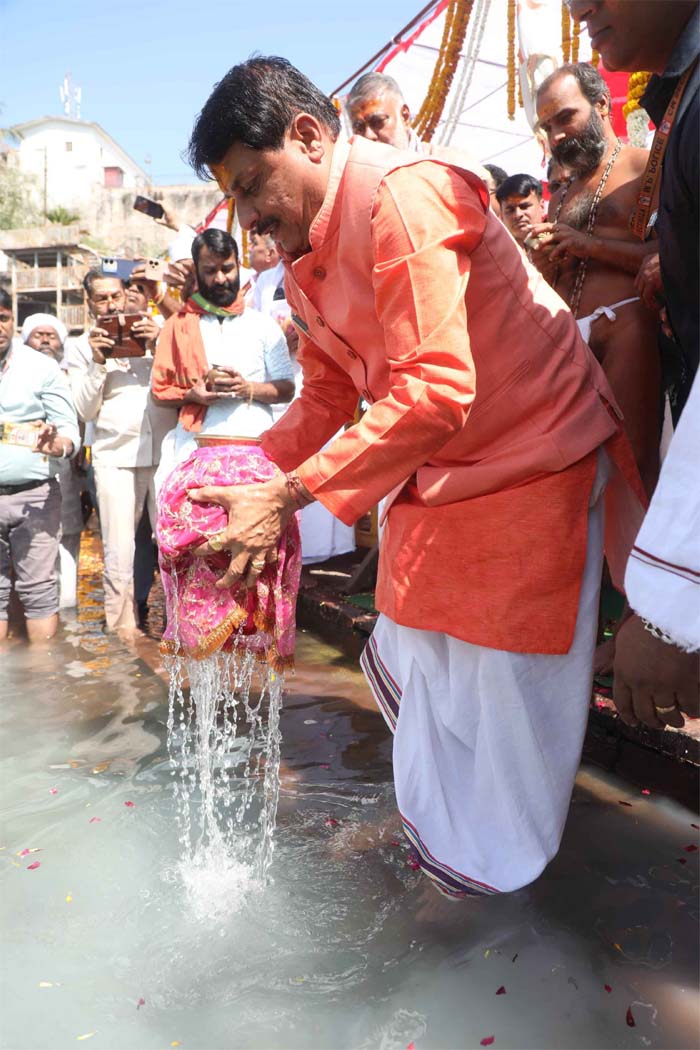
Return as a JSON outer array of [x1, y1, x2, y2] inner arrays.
[[151, 295, 245, 433]]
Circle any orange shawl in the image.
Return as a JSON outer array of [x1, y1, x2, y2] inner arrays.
[[152, 295, 244, 433]]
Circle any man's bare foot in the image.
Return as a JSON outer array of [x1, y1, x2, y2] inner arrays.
[[414, 882, 472, 923], [328, 814, 402, 855]]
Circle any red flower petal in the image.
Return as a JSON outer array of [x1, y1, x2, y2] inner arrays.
[[677, 858, 687, 865], [390, 840, 400, 848], [124, 801, 135, 808], [136, 997, 145, 1009], [496, 986, 506, 995], [683, 844, 698, 852], [480, 1038, 495, 1047], [641, 789, 651, 796], [407, 1044, 415, 1050], [408, 860, 421, 871], [49, 788, 58, 796], [626, 1006, 636, 1027], [324, 818, 339, 827], [27, 861, 41, 870], [618, 801, 632, 807], [604, 984, 613, 994], [89, 817, 102, 824]]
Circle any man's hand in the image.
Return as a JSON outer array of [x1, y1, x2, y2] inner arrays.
[[33, 423, 72, 459], [155, 205, 181, 232], [635, 253, 663, 311], [530, 221, 593, 262], [87, 326, 115, 364], [184, 377, 220, 406], [190, 473, 299, 589], [128, 264, 160, 304], [131, 314, 160, 350], [163, 259, 195, 300], [205, 366, 251, 399], [613, 614, 700, 729]]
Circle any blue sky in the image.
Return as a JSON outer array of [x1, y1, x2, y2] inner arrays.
[[1, 0, 417, 184]]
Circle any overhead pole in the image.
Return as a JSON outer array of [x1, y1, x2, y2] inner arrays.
[[331, 0, 442, 96]]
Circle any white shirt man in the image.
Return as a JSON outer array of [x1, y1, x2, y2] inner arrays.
[[64, 271, 177, 631]]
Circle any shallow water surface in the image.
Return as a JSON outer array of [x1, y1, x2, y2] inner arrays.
[[1, 602, 698, 1050]]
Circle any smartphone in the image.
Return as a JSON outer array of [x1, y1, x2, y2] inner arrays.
[[0, 420, 40, 448], [99, 314, 148, 357], [142, 258, 167, 281], [133, 195, 165, 221], [102, 257, 139, 282]]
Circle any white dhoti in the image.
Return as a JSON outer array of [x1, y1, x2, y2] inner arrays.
[[361, 463, 606, 898]]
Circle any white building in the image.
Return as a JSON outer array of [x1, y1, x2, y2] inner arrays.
[[4, 116, 150, 213]]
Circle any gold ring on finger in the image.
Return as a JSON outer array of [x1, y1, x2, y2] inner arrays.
[[209, 533, 226, 552], [654, 704, 678, 714]]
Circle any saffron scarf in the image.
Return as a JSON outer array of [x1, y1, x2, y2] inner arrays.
[[157, 442, 301, 670], [151, 294, 245, 434]]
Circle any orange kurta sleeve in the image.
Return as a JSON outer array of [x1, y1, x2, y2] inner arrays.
[[285, 163, 486, 524]]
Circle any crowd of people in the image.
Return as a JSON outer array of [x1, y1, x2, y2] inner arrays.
[[1, 0, 697, 899]]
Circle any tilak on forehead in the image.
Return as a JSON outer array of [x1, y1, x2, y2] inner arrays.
[[353, 97, 389, 120]]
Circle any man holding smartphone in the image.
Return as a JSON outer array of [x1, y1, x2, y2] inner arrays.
[[64, 270, 177, 632]]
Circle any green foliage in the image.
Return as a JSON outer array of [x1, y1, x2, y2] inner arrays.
[[46, 206, 80, 225], [0, 166, 41, 229]]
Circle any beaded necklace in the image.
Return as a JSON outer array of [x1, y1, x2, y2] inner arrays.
[[553, 139, 623, 319]]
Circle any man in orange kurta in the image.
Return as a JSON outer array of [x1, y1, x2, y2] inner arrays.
[[185, 57, 644, 899]]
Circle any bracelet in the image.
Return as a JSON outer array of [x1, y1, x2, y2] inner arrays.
[[641, 618, 675, 645], [285, 472, 311, 510]]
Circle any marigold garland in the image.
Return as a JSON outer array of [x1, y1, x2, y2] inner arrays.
[[414, 0, 475, 141], [561, 3, 571, 63], [507, 0, 516, 119], [571, 17, 581, 62], [623, 70, 652, 119], [590, 48, 600, 67]]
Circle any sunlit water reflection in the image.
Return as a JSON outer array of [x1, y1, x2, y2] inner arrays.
[[1, 556, 698, 1049]]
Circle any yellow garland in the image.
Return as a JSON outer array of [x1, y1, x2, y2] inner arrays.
[[561, 3, 571, 63], [623, 70, 652, 119], [226, 197, 235, 234], [590, 48, 600, 67], [414, 0, 474, 141], [414, 0, 458, 132], [571, 17, 581, 62], [507, 0, 516, 119]]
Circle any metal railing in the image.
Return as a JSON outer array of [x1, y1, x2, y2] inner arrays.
[[14, 266, 86, 291], [59, 303, 88, 330]]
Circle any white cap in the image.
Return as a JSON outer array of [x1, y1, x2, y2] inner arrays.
[[21, 312, 67, 346]]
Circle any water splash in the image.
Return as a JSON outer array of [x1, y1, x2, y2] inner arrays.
[[166, 642, 284, 918]]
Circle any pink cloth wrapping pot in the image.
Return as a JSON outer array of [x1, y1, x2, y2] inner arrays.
[[156, 443, 301, 669]]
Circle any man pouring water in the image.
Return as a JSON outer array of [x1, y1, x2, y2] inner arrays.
[[184, 56, 645, 900]]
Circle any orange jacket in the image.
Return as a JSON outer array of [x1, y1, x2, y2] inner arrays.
[[262, 137, 644, 653]]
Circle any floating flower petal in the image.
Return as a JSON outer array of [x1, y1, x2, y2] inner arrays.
[[124, 801, 136, 808], [626, 1006, 636, 1027], [496, 986, 506, 995], [27, 862, 41, 871], [604, 984, 613, 993], [480, 1038, 495, 1047]]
